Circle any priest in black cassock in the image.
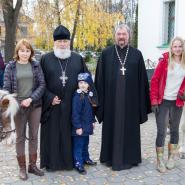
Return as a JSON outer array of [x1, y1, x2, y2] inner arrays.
[[40, 25, 96, 171], [95, 24, 151, 171]]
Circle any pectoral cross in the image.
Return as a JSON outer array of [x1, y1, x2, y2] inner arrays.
[[59, 72, 68, 87], [120, 65, 126, 75]]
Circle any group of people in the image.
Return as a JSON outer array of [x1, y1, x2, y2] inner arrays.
[[1, 23, 185, 180]]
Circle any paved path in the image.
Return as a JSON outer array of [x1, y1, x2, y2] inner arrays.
[[1, 114, 185, 185]]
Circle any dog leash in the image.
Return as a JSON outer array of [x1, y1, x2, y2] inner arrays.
[[0, 128, 16, 142], [0, 129, 30, 142]]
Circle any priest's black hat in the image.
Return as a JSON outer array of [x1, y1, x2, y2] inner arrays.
[[53, 25, 70, 41]]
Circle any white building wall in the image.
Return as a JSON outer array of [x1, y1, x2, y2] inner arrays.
[[138, 0, 185, 63], [138, 0, 162, 62], [175, 0, 185, 38]]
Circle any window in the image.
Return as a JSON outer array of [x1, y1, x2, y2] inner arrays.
[[168, 1, 175, 43], [163, 1, 175, 44]]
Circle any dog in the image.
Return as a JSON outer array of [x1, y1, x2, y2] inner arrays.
[[0, 90, 19, 144]]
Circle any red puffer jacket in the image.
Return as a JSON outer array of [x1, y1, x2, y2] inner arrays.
[[150, 52, 185, 107]]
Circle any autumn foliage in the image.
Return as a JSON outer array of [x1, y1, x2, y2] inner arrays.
[[33, 0, 124, 51]]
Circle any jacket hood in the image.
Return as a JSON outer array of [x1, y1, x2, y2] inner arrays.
[[162, 52, 169, 60]]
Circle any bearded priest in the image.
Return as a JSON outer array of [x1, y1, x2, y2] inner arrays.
[[95, 24, 151, 171], [40, 25, 97, 171]]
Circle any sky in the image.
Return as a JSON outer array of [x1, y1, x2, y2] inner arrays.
[[13, 0, 36, 12]]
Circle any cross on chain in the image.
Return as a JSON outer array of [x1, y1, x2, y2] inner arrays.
[[120, 65, 126, 75], [115, 45, 129, 76], [59, 71, 68, 87]]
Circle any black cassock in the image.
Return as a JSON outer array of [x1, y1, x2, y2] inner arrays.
[[40, 51, 93, 170], [95, 45, 151, 171]]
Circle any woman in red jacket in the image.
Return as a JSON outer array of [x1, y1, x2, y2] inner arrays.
[[150, 36, 185, 173]]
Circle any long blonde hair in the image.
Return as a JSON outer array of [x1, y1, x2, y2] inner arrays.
[[169, 36, 185, 69]]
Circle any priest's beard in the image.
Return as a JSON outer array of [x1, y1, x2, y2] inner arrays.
[[117, 40, 128, 48], [54, 46, 71, 59]]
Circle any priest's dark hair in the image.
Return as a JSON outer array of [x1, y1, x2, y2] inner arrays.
[[14, 39, 34, 62], [88, 96, 97, 107]]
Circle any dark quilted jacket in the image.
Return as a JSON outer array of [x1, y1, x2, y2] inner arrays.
[[3, 60, 45, 106]]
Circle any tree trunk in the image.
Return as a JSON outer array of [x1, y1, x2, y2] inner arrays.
[[108, 0, 112, 13], [120, 0, 124, 13], [70, 0, 81, 50], [2, 0, 22, 63], [54, 0, 61, 25], [132, 3, 138, 48]]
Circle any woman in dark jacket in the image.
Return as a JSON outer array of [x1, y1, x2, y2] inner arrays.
[[3, 39, 45, 180], [0, 52, 5, 88]]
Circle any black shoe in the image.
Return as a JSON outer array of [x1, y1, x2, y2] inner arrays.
[[75, 166, 87, 175], [46, 168, 55, 172], [85, 160, 97, 166]]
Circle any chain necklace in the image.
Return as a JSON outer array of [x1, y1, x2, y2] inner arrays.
[[115, 44, 129, 75], [58, 58, 69, 87]]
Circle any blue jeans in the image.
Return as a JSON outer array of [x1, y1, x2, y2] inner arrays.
[[72, 136, 90, 167]]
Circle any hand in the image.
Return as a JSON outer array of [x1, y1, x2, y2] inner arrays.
[[21, 98, 32, 107], [178, 94, 185, 101], [76, 128, 83, 135], [92, 104, 97, 107], [52, 96, 61, 105], [151, 105, 159, 114]]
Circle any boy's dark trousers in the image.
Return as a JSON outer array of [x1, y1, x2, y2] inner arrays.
[[73, 136, 90, 167]]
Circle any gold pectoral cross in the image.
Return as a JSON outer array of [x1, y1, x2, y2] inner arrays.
[[120, 65, 126, 75]]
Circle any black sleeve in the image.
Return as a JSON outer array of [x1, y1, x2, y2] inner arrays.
[[139, 52, 151, 124], [30, 62, 46, 102], [3, 63, 12, 93], [40, 55, 56, 124], [94, 54, 104, 123]]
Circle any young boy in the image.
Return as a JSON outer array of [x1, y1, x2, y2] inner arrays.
[[72, 73, 97, 175]]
